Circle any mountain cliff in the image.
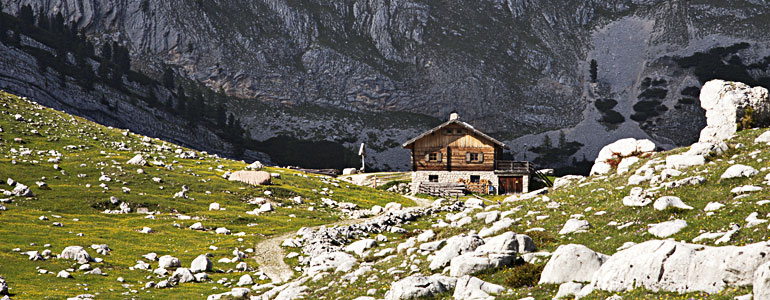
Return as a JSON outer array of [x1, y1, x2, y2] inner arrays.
[[3, 0, 770, 172]]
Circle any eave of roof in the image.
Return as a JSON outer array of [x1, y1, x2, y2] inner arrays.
[[402, 120, 508, 149]]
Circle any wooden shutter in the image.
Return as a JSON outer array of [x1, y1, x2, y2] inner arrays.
[[425, 153, 430, 162], [465, 152, 471, 163], [479, 152, 484, 162], [437, 152, 443, 162]]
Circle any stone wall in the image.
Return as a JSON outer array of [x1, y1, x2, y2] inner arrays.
[[411, 171, 529, 195]]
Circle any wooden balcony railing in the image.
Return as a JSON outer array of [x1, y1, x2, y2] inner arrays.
[[494, 160, 533, 174]]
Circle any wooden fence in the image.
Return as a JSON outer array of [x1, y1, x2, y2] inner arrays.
[[417, 182, 466, 197]]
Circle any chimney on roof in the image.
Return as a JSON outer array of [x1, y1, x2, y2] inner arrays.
[[449, 111, 459, 121]]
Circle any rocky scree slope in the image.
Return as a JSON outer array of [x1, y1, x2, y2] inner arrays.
[[5, 1, 770, 170], [258, 88, 770, 298]]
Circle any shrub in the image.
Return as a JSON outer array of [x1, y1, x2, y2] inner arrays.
[[503, 263, 545, 288], [594, 98, 618, 112], [600, 110, 625, 124], [523, 230, 556, 249], [737, 106, 754, 131]]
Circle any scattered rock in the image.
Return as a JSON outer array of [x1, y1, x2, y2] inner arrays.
[[191, 254, 213, 273], [666, 155, 705, 169], [653, 196, 693, 211], [171, 268, 195, 283], [721, 165, 759, 179], [344, 239, 377, 257], [590, 138, 656, 175], [593, 240, 770, 293], [307, 252, 356, 277], [539, 244, 608, 284], [558, 219, 591, 235], [449, 232, 518, 276], [59, 246, 92, 264], [622, 187, 653, 207], [237, 274, 254, 286], [452, 275, 506, 300], [648, 220, 687, 238], [228, 171, 271, 185], [190, 222, 205, 230], [384, 274, 456, 300], [698, 80, 770, 143], [554, 282, 583, 299], [429, 234, 484, 270], [158, 255, 181, 269], [57, 270, 72, 279], [552, 175, 585, 189], [126, 154, 147, 166]]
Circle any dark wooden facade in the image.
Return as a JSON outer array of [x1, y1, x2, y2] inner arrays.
[[405, 123, 504, 172]]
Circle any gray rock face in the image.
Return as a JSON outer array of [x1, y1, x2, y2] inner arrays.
[[592, 240, 770, 293], [7, 1, 770, 171], [384, 274, 456, 300], [539, 244, 609, 284], [699, 80, 770, 143]]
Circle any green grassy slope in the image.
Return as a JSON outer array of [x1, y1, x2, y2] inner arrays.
[[286, 128, 770, 299], [0, 90, 413, 299]]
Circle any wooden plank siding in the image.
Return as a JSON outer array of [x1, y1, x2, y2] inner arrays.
[[411, 124, 500, 172]]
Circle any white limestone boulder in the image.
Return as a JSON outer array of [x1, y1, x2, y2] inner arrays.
[[590, 138, 656, 175], [653, 196, 693, 211], [755, 130, 770, 144], [59, 246, 92, 264], [126, 154, 148, 166], [158, 255, 181, 269], [622, 187, 652, 207], [539, 244, 609, 284], [558, 219, 591, 235], [592, 240, 770, 294], [190, 254, 212, 273], [306, 252, 356, 276], [721, 164, 759, 179], [449, 232, 518, 276], [754, 261, 770, 300], [698, 80, 770, 143], [384, 274, 456, 300], [343, 239, 377, 257], [666, 155, 705, 170], [552, 175, 585, 190], [452, 275, 506, 300], [648, 220, 687, 238], [429, 234, 484, 270]]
